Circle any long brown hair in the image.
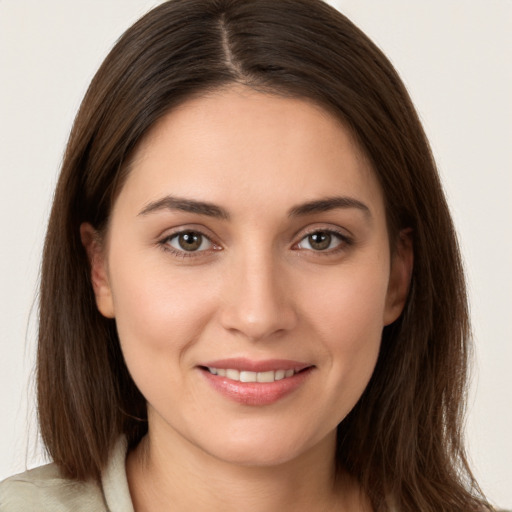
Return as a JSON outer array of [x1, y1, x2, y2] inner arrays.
[[38, 1, 492, 510]]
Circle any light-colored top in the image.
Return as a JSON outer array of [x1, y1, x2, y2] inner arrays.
[[0, 438, 134, 512]]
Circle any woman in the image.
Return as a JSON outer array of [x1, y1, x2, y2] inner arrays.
[[0, 0, 497, 510]]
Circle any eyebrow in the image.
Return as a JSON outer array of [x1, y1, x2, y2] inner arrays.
[[138, 196, 230, 219], [138, 194, 371, 220], [287, 196, 371, 218]]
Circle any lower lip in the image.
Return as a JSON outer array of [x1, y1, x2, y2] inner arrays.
[[200, 368, 313, 406]]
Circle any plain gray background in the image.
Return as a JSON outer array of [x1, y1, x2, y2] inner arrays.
[[1, 0, 511, 508]]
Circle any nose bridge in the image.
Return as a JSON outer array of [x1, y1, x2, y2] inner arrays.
[[219, 241, 297, 341]]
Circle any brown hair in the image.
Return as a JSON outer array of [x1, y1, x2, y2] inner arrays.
[[37, 0, 492, 510]]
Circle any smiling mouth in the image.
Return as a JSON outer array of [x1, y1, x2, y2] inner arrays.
[[199, 363, 314, 405], [204, 367, 301, 383]]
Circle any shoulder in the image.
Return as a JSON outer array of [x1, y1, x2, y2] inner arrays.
[[0, 463, 107, 512]]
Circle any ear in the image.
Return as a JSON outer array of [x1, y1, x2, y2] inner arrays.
[[383, 228, 413, 326], [80, 223, 115, 318]]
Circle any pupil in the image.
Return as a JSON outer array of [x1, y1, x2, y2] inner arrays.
[[179, 232, 202, 251], [309, 232, 331, 250]]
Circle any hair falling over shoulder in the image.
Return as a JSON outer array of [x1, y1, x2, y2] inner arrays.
[[37, 1, 494, 510]]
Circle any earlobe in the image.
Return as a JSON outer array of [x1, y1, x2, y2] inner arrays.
[[80, 223, 115, 319], [383, 228, 413, 326]]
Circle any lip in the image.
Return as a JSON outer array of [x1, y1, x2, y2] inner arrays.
[[198, 358, 314, 406]]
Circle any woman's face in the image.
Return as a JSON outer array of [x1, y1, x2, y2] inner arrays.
[[84, 87, 411, 467]]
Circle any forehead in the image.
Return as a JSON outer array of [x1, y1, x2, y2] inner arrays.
[[116, 86, 384, 221]]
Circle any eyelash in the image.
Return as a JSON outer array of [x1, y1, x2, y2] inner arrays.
[[158, 227, 353, 258], [293, 228, 353, 255], [158, 230, 219, 259]]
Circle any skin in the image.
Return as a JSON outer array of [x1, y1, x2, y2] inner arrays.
[[82, 86, 412, 511]]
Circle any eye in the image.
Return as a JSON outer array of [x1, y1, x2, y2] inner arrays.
[[296, 230, 346, 252], [165, 230, 213, 253]]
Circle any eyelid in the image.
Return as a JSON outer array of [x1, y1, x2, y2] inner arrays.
[[293, 223, 352, 241], [158, 226, 222, 257], [292, 225, 353, 253]]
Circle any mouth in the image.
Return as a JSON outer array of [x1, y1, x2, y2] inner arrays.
[[202, 367, 305, 383], [198, 359, 314, 406]]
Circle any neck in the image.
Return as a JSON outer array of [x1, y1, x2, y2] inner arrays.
[[126, 423, 367, 512]]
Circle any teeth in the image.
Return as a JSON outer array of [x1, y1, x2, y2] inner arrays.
[[275, 369, 285, 381], [256, 371, 274, 383], [226, 369, 240, 380], [207, 367, 299, 382], [240, 371, 257, 382]]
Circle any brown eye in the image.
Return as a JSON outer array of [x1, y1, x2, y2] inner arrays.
[[179, 232, 202, 251], [308, 232, 332, 250], [297, 230, 345, 252], [167, 231, 212, 252]]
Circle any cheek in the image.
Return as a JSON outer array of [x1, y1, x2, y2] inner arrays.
[[300, 261, 389, 410], [108, 258, 220, 384], [304, 257, 390, 343], [110, 268, 225, 420]]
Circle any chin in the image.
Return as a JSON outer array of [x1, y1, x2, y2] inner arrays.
[[194, 424, 333, 469], [208, 442, 303, 468]]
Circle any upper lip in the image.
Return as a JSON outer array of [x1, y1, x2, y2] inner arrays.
[[199, 358, 312, 373]]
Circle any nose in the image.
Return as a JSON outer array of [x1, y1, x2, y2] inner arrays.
[[219, 249, 298, 342]]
